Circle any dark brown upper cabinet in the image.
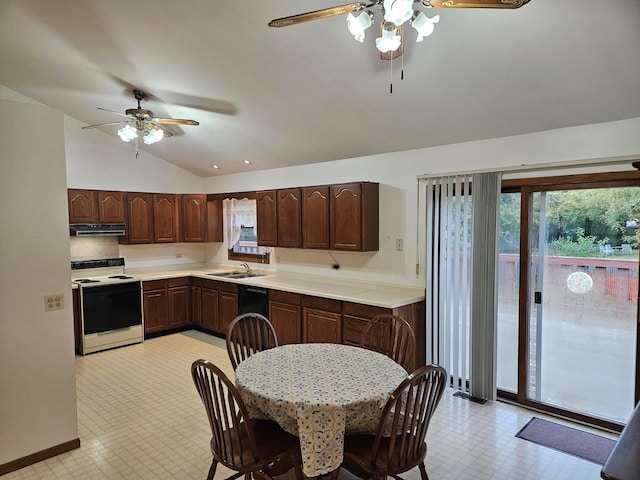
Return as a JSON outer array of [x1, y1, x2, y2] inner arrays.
[[153, 193, 178, 243], [68, 189, 98, 223], [97, 191, 126, 223], [256, 190, 278, 246], [330, 182, 379, 251], [302, 186, 330, 249], [277, 188, 302, 248], [121, 192, 154, 244], [206, 199, 223, 243], [68, 189, 125, 224], [181, 194, 206, 242]]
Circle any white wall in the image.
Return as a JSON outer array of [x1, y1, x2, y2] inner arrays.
[[202, 118, 640, 287], [0, 99, 79, 465]]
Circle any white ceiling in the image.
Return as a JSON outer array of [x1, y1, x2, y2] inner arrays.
[[1, 0, 639, 177]]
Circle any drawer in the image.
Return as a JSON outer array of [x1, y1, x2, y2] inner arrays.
[[342, 301, 389, 318], [342, 314, 370, 345], [167, 277, 189, 288], [270, 289, 301, 305], [201, 278, 218, 290], [218, 281, 238, 293], [143, 279, 166, 291], [302, 295, 341, 313]]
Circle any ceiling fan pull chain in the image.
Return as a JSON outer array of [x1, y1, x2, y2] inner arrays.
[[401, 49, 404, 80], [389, 55, 393, 94]]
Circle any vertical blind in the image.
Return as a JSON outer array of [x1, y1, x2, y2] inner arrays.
[[424, 172, 501, 401]]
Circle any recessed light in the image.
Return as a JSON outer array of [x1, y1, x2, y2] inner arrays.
[[243, 160, 252, 165], [211, 165, 220, 169]]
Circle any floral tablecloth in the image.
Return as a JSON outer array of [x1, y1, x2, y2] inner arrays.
[[234, 343, 408, 477]]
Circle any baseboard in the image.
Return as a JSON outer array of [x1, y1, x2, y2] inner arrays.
[[0, 438, 81, 476]]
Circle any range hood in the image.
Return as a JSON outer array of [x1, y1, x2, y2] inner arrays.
[[70, 223, 126, 236]]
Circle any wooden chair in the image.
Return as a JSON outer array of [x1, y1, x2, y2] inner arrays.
[[337, 364, 447, 480], [191, 359, 303, 480], [360, 314, 416, 372], [226, 313, 278, 370]]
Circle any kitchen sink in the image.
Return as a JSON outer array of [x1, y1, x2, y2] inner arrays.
[[207, 271, 265, 279]]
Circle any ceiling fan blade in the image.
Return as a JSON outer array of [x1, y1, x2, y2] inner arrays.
[[96, 107, 134, 119], [82, 120, 130, 130], [154, 118, 200, 126], [425, 0, 530, 8], [152, 123, 175, 138], [269, 2, 367, 27]]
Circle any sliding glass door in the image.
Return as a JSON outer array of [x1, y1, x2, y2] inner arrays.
[[497, 174, 640, 427]]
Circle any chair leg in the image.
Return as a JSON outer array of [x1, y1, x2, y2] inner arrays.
[[330, 467, 340, 480], [418, 461, 429, 480], [206, 460, 218, 480], [292, 456, 304, 480]]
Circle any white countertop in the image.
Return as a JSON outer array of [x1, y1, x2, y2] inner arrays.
[[126, 266, 425, 309]]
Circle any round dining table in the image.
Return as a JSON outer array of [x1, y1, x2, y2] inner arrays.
[[234, 343, 408, 477]]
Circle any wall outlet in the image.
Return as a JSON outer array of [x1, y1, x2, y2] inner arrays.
[[44, 293, 64, 312], [395, 238, 403, 251]]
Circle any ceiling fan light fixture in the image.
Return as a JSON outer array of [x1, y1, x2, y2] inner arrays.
[[117, 124, 138, 142], [143, 127, 164, 145], [383, 0, 413, 26], [347, 11, 373, 42], [412, 11, 439, 42], [376, 23, 402, 53]]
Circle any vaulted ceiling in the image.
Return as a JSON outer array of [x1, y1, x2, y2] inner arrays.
[[1, 0, 639, 177]]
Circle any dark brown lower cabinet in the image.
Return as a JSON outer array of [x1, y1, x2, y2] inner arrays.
[[201, 279, 219, 332], [269, 290, 302, 345], [167, 277, 190, 329], [302, 296, 342, 343], [218, 282, 238, 334], [143, 277, 190, 335], [191, 278, 202, 327], [143, 280, 169, 335]]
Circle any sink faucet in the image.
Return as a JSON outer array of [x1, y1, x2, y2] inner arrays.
[[240, 262, 252, 274]]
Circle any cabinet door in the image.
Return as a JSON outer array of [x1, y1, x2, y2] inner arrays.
[[277, 188, 302, 247], [330, 182, 379, 251], [68, 189, 98, 223], [269, 301, 302, 345], [97, 191, 125, 223], [302, 186, 330, 249], [201, 287, 219, 332], [191, 282, 202, 326], [167, 280, 190, 329], [219, 291, 238, 334], [143, 287, 168, 334], [181, 194, 206, 242], [206, 199, 224, 242], [123, 192, 154, 244], [330, 183, 362, 250], [256, 190, 277, 246], [303, 307, 342, 343], [153, 193, 178, 242]]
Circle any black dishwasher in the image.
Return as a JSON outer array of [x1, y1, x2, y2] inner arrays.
[[238, 285, 269, 317]]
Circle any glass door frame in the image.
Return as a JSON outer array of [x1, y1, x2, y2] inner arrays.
[[499, 170, 640, 432]]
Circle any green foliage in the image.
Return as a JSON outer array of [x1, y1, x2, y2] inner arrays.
[[548, 227, 608, 257]]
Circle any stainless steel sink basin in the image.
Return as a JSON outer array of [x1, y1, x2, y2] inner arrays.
[[207, 272, 265, 279]]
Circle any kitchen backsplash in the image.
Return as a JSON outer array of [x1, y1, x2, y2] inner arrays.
[[70, 236, 119, 261]]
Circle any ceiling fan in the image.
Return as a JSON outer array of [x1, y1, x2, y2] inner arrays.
[[82, 89, 200, 157], [269, 0, 530, 60]]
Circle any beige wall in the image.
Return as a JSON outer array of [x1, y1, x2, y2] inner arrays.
[[0, 99, 78, 465]]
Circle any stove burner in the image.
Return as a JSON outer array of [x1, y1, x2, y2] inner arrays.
[[108, 275, 133, 279], [75, 279, 100, 284]]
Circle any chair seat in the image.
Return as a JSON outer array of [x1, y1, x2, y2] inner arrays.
[[342, 434, 428, 477], [212, 419, 300, 471]]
